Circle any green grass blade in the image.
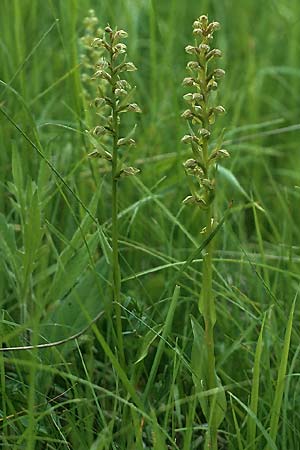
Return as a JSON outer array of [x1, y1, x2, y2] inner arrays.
[[266, 296, 296, 449], [91, 323, 144, 411], [229, 396, 244, 450], [143, 285, 180, 401], [229, 392, 277, 450], [247, 314, 265, 449]]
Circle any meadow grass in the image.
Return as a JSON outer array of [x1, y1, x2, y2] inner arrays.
[[0, 0, 300, 449]]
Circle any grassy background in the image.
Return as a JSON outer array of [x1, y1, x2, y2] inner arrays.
[[0, 0, 300, 448]]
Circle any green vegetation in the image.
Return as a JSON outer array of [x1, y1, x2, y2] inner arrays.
[[0, 1, 300, 449]]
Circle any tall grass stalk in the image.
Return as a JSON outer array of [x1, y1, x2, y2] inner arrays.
[[181, 15, 229, 449]]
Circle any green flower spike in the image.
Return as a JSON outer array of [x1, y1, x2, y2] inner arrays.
[[181, 15, 229, 450], [181, 14, 229, 209]]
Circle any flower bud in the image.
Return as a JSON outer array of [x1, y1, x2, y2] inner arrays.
[[92, 38, 103, 47], [93, 126, 106, 136], [88, 149, 100, 158], [126, 103, 142, 113], [114, 43, 127, 54], [207, 49, 222, 61], [116, 79, 131, 90], [109, 115, 120, 126], [193, 28, 203, 36], [207, 21, 220, 33], [181, 109, 193, 119], [115, 29, 128, 39], [93, 70, 111, 81], [187, 61, 201, 71], [182, 77, 195, 86], [213, 68, 225, 79], [199, 15, 209, 27], [209, 149, 230, 162], [193, 93, 203, 102], [92, 38, 110, 51], [96, 58, 108, 70], [120, 166, 140, 177], [183, 93, 203, 104], [123, 62, 137, 71], [104, 96, 113, 106], [207, 79, 218, 91], [182, 195, 196, 205], [199, 43, 210, 54], [117, 138, 136, 147], [105, 25, 113, 33], [185, 45, 198, 55], [214, 105, 226, 114], [183, 158, 198, 169], [181, 135, 193, 144], [88, 149, 112, 160], [94, 97, 105, 108], [115, 88, 127, 97], [183, 93, 202, 104], [196, 198, 208, 208], [183, 93, 193, 103], [194, 105, 202, 114], [201, 178, 214, 190], [218, 149, 230, 157], [199, 128, 211, 138]]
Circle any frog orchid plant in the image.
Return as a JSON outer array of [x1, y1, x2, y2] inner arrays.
[[181, 15, 229, 450], [88, 24, 142, 366]]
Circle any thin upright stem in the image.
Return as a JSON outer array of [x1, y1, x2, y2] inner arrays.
[[201, 59, 218, 450], [110, 49, 125, 368], [202, 208, 218, 450]]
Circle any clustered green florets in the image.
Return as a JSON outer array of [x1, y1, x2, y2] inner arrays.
[[88, 25, 142, 177], [181, 15, 229, 209]]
